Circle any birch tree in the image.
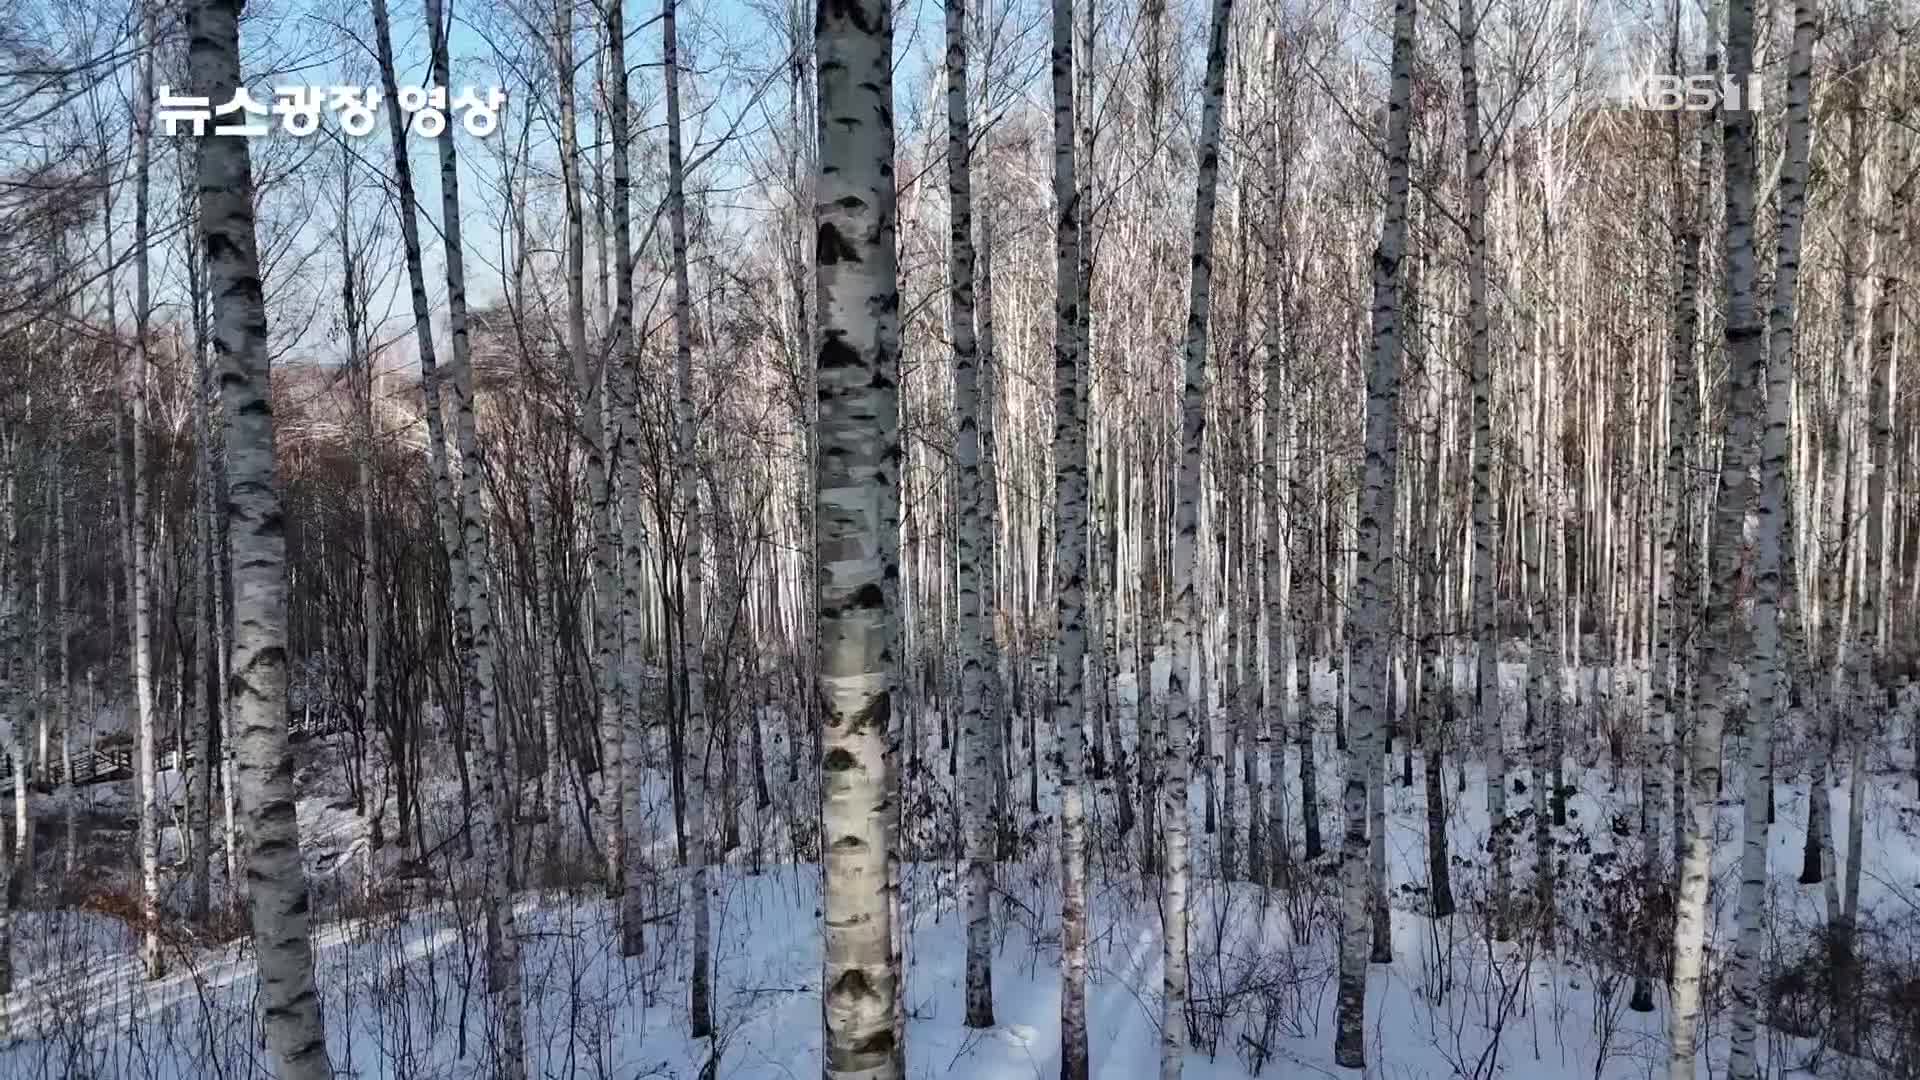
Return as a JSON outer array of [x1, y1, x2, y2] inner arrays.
[[1636, 7, 1708, 1011], [664, 0, 714, 1036], [545, 0, 585, 857], [947, 0, 996, 1028], [1334, 0, 1416, 1061], [188, 0, 333, 1066], [1667, 0, 1763, 1065], [815, 0, 904, 1066], [0, 422, 13, 1023], [424, 0, 529, 1063], [131, 0, 163, 981], [1260, 23, 1292, 883], [1459, 0, 1504, 940], [1725, 0, 1814, 1072], [1049, 0, 1090, 1064], [1162, 0, 1235, 1069], [602, 0, 638, 933]]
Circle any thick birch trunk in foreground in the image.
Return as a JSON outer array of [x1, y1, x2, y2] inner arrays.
[[947, 0, 996, 1029], [663, 0, 713, 1036], [1162, 0, 1235, 1071], [1049, 0, 1090, 1066], [1335, 0, 1415, 1063], [1667, 0, 1762, 1068], [188, 0, 333, 1067], [1725, 2, 1812, 1073], [815, 0, 904, 1068]]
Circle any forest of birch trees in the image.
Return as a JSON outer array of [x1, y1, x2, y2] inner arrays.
[[0, 0, 1914, 1073]]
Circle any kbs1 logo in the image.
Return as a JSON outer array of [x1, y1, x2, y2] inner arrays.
[[1618, 72, 1763, 112]]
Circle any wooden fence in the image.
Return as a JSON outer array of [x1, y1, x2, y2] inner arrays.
[[2, 707, 353, 796]]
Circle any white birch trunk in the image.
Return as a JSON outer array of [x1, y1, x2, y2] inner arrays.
[[1335, 0, 1415, 1061], [1637, 55, 1707, 1012], [1726, 2, 1812, 1072], [1667, 0, 1762, 1066], [1459, 0, 1504, 941], [190, 289, 216, 922], [368, 0, 468, 824], [1259, 95, 1292, 873], [663, 0, 713, 1036], [595, 0, 630, 909], [423, 0, 526, 1066], [56, 454, 73, 879], [0, 429, 13, 1020], [947, 0, 996, 1028], [531, 479, 564, 853], [816, 0, 904, 1067], [546, 0, 583, 867], [187, 0, 333, 1064], [1049, 0, 1090, 1065], [131, 0, 163, 980], [1162, 0, 1235, 1071]]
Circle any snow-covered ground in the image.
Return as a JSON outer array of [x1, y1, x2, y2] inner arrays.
[[3, 654, 1914, 1078]]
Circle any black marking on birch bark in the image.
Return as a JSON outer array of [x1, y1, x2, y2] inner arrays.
[[819, 337, 861, 370], [831, 968, 881, 1001], [854, 1030, 896, 1054], [856, 693, 889, 734], [818, 223, 859, 265]]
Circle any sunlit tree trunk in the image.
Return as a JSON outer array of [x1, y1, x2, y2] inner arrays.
[[531, 479, 563, 852], [1335, 0, 1415, 1062], [0, 426, 14, 1016], [188, 0, 334, 1064], [1726, 2, 1812, 1072], [131, 0, 163, 980], [663, 0, 713, 1035], [1459, 0, 1504, 941], [189, 265, 217, 923], [815, 0, 904, 1066], [370, 0, 469, 850], [547, 0, 587, 863], [56, 454, 73, 879], [1259, 76, 1291, 875], [947, 0, 995, 1028], [424, 0, 526, 1065], [1667, 0, 1761, 1066], [1635, 20, 1707, 1008], [593, 0, 630, 912], [1049, 0, 1089, 1064], [1161, 0, 1234, 1070]]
